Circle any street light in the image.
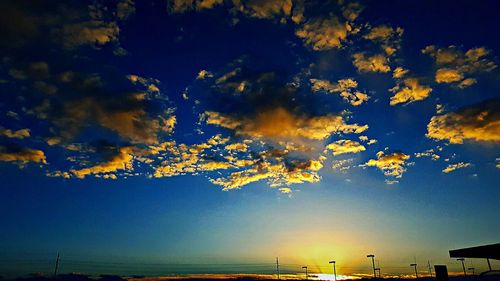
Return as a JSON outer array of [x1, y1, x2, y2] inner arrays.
[[329, 261, 337, 281], [367, 254, 376, 278], [302, 266, 308, 280], [410, 263, 418, 279], [457, 258, 467, 278]]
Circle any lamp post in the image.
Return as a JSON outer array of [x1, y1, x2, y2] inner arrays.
[[302, 266, 308, 280], [329, 261, 337, 281], [457, 258, 467, 278], [410, 263, 418, 279], [367, 254, 376, 278]]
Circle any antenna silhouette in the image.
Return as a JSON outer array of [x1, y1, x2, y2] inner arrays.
[[427, 260, 433, 278], [53, 252, 60, 278], [329, 260, 337, 281]]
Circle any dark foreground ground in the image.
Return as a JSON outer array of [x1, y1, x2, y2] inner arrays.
[[1, 274, 499, 281]]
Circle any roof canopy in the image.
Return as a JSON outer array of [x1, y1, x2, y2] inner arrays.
[[449, 243, 500, 260]]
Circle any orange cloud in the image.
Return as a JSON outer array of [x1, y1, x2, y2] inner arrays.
[[0, 146, 47, 164], [204, 107, 368, 141], [310, 78, 369, 106], [296, 16, 354, 50], [364, 151, 410, 178], [435, 68, 464, 83], [70, 147, 134, 178], [326, 140, 366, 156], [422, 45, 497, 88], [0, 128, 30, 139], [442, 162, 471, 173], [427, 99, 500, 144], [389, 78, 432, 106], [352, 53, 391, 73]]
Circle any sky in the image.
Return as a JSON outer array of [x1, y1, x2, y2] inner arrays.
[[0, 0, 499, 278]]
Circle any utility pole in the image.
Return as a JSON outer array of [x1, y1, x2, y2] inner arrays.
[[457, 258, 467, 279], [329, 260, 337, 281], [427, 260, 433, 278], [53, 252, 60, 279], [410, 263, 418, 279], [276, 257, 280, 280], [367, 254, 376, 278], [302, 266, 308, 280]]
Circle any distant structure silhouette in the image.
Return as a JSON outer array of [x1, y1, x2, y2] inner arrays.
[[53, 252, 60, 278], [428, 261, 434, 278], [276, 257, 280, 280]]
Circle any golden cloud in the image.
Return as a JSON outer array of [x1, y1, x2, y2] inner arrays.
[[392, 67, 408, 78], [197, 69, 214, 79], [310, 78, 369, 106], [211, 157, 323, 190], [60, 21, 120, 49], [225, 142, 249, 152], [0, 128, 30, 139], [233, 0, 293, 20], [70, 146, 134, 179], [169, 0, 299, 22], [426, 99, 500, 144], [352, 53, 391, 73], [435, 68, 464, 83], [56, 97, 174, 145], [168, 0, 223, 13], [0, 146, 47, 164], [363, 25, 403, 41], [204, 107, 368, 141], [198, 161, 233, 171], [326, 140, 366, 156], [364, 151, 410, 178], [296, 16, 354, 50], [414, 149, 440, 160], [422, 45, 497, 88], [389, 78, 432, 106], [442, 162, 471, 173], [153, 135, 229, 177], [278, 187, 292, 194]]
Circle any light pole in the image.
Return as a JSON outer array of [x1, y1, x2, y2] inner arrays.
[[329, 261, 337, 281], [410, 263, 418, 279], [302, 266, 308, 280], [367, 254, 376, 278], [457, 258, 467, 278]]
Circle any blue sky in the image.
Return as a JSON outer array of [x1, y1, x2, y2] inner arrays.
[[0, 0, 499, 277]]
